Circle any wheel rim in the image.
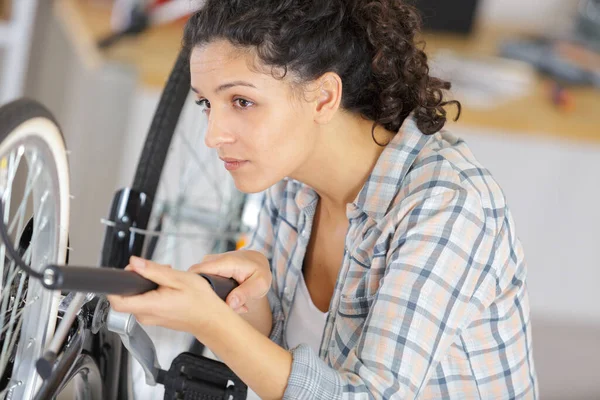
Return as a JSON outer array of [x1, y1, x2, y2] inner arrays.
[[0, 118, 69, 400]]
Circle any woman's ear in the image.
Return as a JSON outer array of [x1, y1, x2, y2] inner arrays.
[[312, 72, 343, 125]]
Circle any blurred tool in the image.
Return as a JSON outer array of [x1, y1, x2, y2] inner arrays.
[[98, 2, 148, 49], [575, 0, 600, 52], [429, 50, 536, 109], [498, 0, 600, 88], [549, 81, 576, 112], [99, 0, 203, 49], [500, 37, 600, 88]]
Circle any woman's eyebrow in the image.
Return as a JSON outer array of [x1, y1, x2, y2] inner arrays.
[[191, 81, 257, 94]]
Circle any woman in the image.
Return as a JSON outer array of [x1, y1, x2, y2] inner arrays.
[[109, 0, 538, 398]]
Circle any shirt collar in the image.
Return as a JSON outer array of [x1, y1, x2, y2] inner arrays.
[[294, 181, 318, 211], [351, 116, 431, 221]]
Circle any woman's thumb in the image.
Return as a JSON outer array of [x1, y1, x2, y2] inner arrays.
[[226, 274, 270, 308], [226, 287, 247, 309]]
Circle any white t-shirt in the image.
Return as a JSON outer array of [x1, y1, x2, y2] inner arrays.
[[285, 273, 329, 354]]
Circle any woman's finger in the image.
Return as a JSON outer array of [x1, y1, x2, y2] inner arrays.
[[107, 286, 167, 315], [107, 292, 154, 314], [128, 256, 181, 289], [189, 255, 239, 278]]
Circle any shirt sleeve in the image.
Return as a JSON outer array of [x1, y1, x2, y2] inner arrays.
[[283, 188, 498, 399], [241, 188, 285, 346]]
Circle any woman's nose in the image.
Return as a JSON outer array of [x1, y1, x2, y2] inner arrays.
[[204, 114, 235, 149]]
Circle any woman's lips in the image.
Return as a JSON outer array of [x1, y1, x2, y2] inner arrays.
[[220, 157, 248, 171]]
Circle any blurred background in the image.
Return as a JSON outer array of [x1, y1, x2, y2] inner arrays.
[[0, 0, 599, 399]]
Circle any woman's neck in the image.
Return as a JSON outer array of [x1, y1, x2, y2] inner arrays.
[[289, 113, 396, 217]]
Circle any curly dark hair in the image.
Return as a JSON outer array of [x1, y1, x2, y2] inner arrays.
[[182, 0, 460, 141]]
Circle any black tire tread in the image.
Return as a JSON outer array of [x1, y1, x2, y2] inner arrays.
[[131, 50, 191, 198], [0, 98, 65, 144]]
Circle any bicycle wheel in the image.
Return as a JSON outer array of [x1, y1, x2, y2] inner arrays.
[[127, 49, 252, 399], [0, 99, 70, 400]]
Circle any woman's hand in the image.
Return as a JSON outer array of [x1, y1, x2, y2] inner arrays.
[[107, 256, 226, 333], [189, 250, 271, 314]]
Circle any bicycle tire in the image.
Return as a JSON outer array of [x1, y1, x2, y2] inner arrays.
[[131, 50, 191, 198], [0, 98, 70, 400]]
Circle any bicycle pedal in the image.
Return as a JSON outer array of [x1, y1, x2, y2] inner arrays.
[[160, 352, 247, 400]]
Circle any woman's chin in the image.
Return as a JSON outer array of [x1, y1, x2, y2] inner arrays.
[[231, 176, 272, 194]]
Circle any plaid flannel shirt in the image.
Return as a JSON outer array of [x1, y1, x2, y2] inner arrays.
[[245, 117, 538, 399]]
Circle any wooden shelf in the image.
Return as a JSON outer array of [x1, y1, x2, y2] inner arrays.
[[55, 0, 600, 143], [54, 0, 184, 88], [421, 27, 600, 144]]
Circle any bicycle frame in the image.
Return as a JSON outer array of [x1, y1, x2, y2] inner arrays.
[[34, 312, 96, 399], [101, 187, 154, 270]]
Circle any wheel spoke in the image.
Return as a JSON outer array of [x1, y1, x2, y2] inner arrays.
[[0, 225, 36, 328], [0, 149, 20, 291], [175, 119, 211, 200], [177, 131, 224, 204], [7, 163, 42, 235], [151, 233, 181, 265], [0, 232, 35, 377], [0, 147, 52, 385], [0, 272, 26, 373], [0, 150, 30, 343], [148, 218, 217, 264]]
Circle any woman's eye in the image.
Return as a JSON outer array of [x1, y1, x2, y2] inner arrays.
[[195, 99, 210, 109], [234, 98, 254, 109]]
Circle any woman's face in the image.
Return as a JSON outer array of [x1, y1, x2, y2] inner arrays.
[[189, 40, 319, 193]]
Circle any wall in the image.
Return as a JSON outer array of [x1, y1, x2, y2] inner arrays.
[[25, 2, 136, 266]]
